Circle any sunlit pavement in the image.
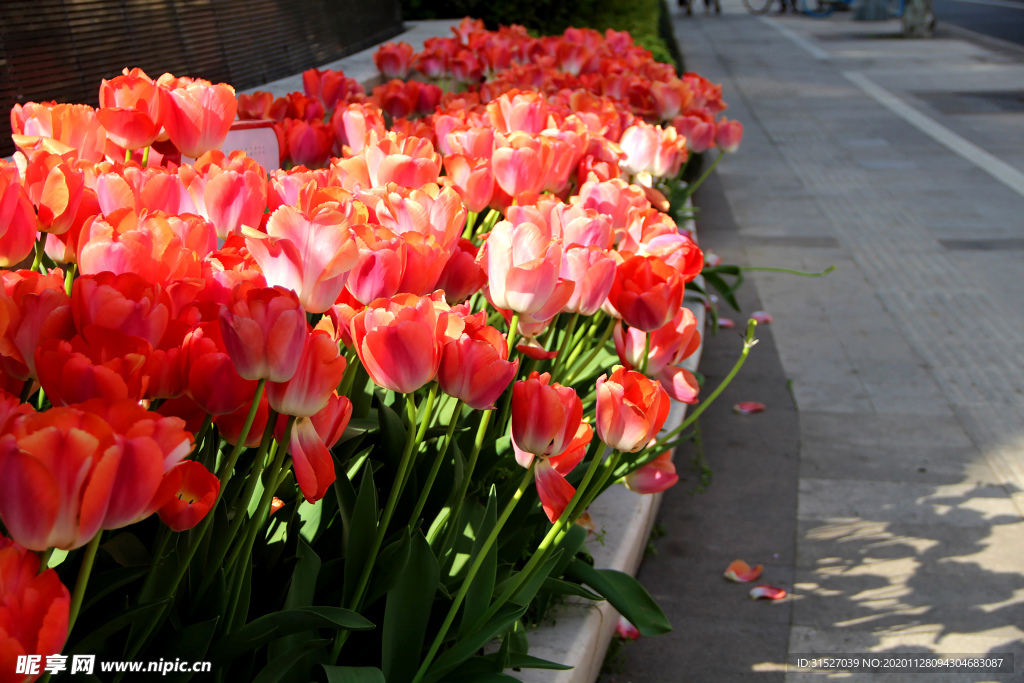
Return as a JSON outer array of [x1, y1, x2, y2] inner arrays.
[[604, 4, 1024, 681]]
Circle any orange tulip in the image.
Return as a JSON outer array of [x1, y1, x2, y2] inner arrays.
[[595, 367, 670, 452], [14, 148, 85, 236], [97, 67, 164, 151]]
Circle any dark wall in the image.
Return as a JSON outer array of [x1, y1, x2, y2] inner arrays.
[[0, 0, 404, 157]]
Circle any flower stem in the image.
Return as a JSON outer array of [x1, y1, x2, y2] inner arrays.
[[468, 442, 609, 634], [683, 151, 723, 198], [564, 317, 616, 384], [411, 463, 535, 683], [67, 532, 103, 634], [640, 331, 651, 375], [438, 407, 493, 559], [549, 312, 579, 379], [506, 313, 520, 356], [409, 400, 463, 528], [31, 236, 46, 273]]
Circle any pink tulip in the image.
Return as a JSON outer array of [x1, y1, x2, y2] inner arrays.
[[715, 117, 744, 153], [560, 246, 616, 316], [476, 220, 563, 315], [511, 371, 583, 461], [443, 155, 494, 214], [245, 204, 359, 314], [157, 74, 237, 158], [624, 453, 679, 494], [267, 329, 347, 417]]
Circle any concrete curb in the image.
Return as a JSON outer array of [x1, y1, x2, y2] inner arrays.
[[519, 203, 706, 683]]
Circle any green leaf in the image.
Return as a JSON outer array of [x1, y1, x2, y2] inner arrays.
[[101, 532, 151, 567], [459, 487, 497, 637], [343, 461, 378, 607], [68, 599, 171, 655], [565, 559, 672, 636], [364, 527, 412, 607], [231, 556, 253, 642], [252, 639, 329, 683], [212, 607, 374, 662], [377, 399, 408, 472], [540, 577, 603, 602], [424, 602, 527, 683], [157, 618, 219, 682], [322, 666, 386, 683], [81, 566, 147, 610], [298, 498, 323, 543], [506, 653, 572, 671], [497, 550, 562, 609], [269, 538, 321, 661], [382, 532, 440, 683]]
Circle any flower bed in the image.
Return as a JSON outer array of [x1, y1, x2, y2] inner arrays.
[[0, 17, 746, 683]]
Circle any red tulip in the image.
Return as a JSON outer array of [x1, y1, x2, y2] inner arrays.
[[77, 399, 194, 529], [614, 307, 701, 375], [350, 293, 463, 394], [374, 42, 415, 80], [0, 541, 70, 680], [331, 103, 387, 155], [607, 255, 683, 332], [438, 314, 518, 410], [157, 74, 237, 158], [345, 224, 407, 305], [11, 101, 109, 162], [97, 67, 164, 151], [216, 389, 269, 449], [0, 271, 74, 383], [511, 371, 583, 461], [218, 284, 307, 382], [35, 327, 152, 406], [157, 461, 220, 531], [595, 367, 670, 452], [435, 238, 487, 304], [184, 322, 259, 415], [246, 204, 359, 314], [623, 453, 678, 494], [71, 272, 170, 346], [491, 135, 546, 198], [237, 91, 275, 120], [302, 68, 358, 112], [285, 119, 334, 168], [0, 162, 38, 268], [267, 330, 346, 417], [672, 110, 716, 154]]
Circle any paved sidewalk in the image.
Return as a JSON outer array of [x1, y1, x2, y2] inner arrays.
[[608, 4, 1024, 682]]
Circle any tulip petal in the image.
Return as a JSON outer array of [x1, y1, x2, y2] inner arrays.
[[749, 585, 788, 601], [724, 559, 763, 583], [535, 459, 576, 523], [718, 318, 735, 329], [733, 401, 765, 415], [751, 311, 774, 325], [290, 417, 337, 503]]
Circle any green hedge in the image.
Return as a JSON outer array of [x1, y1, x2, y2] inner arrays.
[[402, 0, 684, 70]]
